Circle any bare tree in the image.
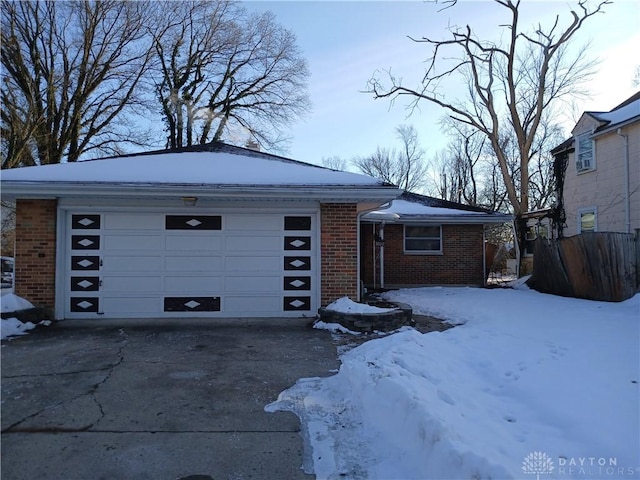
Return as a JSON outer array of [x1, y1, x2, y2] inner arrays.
[[353, 124, 428, 191], [368, 0, 607, 249], [1, 0, 155, 168], [151, 2, 310, 151], [321, 156, 349, 171], [1, 201, 15, 257], [431, 107, 565, 212], [431, 122, 485, 205], [528, 115, 565, 210]]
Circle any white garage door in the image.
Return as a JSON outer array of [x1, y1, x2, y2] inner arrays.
[[63, 210, 318, 318]]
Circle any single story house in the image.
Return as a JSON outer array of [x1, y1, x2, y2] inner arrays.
[[1, 143, 401, 319], [360, 192, 513, 289]]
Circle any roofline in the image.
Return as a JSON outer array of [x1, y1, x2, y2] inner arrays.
[[361, 213, 513, 224], [610, 90, 640, 110], [552, 110, 640, 152], [399, 191, 497, 214], [86, 141, 345, 173], [593, 115, 640, 137], [0, 181, 403, 203]]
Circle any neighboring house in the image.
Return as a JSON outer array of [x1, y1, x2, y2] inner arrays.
[[552, 92, 640, 237], [0, 143, 401, 319], [360, 192, 512, 289]]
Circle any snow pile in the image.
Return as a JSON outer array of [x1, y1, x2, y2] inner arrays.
[[1, 317, 37, 340], [313, 321, 361, 335], [1, 293, 34, 313], [325, 296, 397, 314], [1, 293, 50, 340], [267, 287, 640, 479]]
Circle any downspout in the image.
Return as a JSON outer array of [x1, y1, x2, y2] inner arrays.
[[617, 128, 631, 234], [372, 223, 376, 290], [380, 221, 385, 289], [357, 202, 393, 301], [482, 225, 487, 287]]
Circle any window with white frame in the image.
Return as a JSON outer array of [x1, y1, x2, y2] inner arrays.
[[576, 132, 595, 172], [404, 225, 442, 253], [578, 207, 597, 233]]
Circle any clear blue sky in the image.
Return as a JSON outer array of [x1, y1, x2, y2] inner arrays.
[[244, 0, 640, 166]]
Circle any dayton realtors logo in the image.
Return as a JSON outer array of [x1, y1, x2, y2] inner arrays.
[[522, 452, 555, 480], [523, 452, 639, 478]]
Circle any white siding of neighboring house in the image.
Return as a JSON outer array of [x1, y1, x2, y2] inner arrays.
[[563, 116, 640, 237]]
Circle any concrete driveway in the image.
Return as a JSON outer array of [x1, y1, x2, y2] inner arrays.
[[1, 318, 339, 480]]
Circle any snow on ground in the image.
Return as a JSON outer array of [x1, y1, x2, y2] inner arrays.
[[0, 292, 50, 340], [266, 287, 640, 479], [1, 317, 37, 340], [313, 320, 362, 335]]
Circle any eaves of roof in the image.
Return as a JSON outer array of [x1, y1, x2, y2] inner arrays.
[[0, 181, 403, 204], [362, 212, 513, 225], [593, 114, 640, 137], [550, 137, 575, 155]]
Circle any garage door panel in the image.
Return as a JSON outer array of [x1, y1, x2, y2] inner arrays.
[[104, 214, 162, 230], [225, 256, 280, 272], [104, 234, 163, 251], [101, 296, 161, 314], [224, 276, 280, 292], [164, 276, 222, 292], [165, 256, 222, 272], [165, 235, 222, 251], [225, 214, 281, 231], [225, 295, 282, 313], [101, 276, 162, 293], [225, 235, 280, 251], [103, 255, 163, 272]]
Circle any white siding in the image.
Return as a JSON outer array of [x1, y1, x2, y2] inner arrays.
[[563, 120, 640, 236]]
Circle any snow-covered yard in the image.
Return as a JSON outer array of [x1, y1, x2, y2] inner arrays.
[[266, 286, 640, 479]]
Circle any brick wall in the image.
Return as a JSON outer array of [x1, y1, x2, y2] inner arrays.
[[361, 223, 485, 287], [320, 203, 358, 306], [14, 199, 57, 310]]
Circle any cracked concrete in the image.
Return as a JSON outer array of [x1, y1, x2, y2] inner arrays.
[[1, 317, 339, 480]]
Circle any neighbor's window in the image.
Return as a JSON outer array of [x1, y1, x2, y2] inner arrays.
[[404, 225, 442, 253], [578, 208, 597, 233], [576, 132, 595, 172]]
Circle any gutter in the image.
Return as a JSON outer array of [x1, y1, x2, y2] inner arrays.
[[362, 214, 512, 225], [0, 182, 403, 203]]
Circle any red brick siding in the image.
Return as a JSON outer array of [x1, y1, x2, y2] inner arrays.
[[14, 199, 57, 310], [320, 204, 358, 306], [361, 223, 485, 286]]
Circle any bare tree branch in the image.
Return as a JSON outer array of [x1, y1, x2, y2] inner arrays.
[[352, 124, 428, 192], [1, 0, 156, 167], [151, 2, 310, 152]]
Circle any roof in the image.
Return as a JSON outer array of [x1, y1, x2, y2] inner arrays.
[[0, 142, 402, 202], [589, 94, 640, 131], [553, 91, 640, 152], [550, 137, 575, 156], [362, 192, 512, 224]]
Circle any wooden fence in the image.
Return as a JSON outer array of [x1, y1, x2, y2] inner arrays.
[[528, 232, 639, 302]]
